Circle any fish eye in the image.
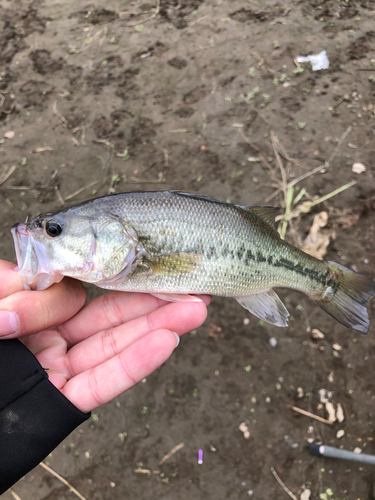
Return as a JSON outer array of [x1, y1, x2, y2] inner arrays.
[[46, 220, 63, 237]]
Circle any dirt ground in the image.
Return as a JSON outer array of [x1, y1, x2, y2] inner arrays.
[[1, 0, 375, 498]]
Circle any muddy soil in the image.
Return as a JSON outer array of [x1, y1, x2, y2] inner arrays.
[[1, 0, 375, 499]]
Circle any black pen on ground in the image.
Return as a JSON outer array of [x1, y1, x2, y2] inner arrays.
[[309, 443, 375, 465]]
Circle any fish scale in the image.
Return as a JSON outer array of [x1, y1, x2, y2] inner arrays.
[[11, 190, 375, 333]]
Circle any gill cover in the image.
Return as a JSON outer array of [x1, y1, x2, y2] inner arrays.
[[11, 210, 143, 291]]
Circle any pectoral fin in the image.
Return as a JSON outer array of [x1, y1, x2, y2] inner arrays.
[[236, 289, 289, 327], [147, 252, 202, 275], [152, 293, 202, 303]]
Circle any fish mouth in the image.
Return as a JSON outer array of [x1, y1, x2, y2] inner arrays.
[[11, 223, 63, 291]]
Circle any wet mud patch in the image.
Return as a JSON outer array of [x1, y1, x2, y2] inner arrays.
[[229, 8, 278, 23], [0, 3, 49, 64], [18, 80, 54, 108], [86, 55, 124, 94], [183, 87, 210, 104], [29, 50, 64, 75], [159, 0, 204, 29], [70, 6, 119, 24], [348, 31, 375, 60], [115, 67, 140, 100], [175, 105, 195, 118], [167, 56, 188, 69]]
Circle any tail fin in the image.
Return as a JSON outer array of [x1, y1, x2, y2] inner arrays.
[[316, 262, 375, 334]]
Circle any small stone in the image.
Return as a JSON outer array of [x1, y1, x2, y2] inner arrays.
[[328, 371, 334, 383], [297, 387, 304, 399], [352, 162, 366, 174], [319, 389, 332, 403], [336, 429, 345, 439], [353, 447, 362, 454], [312, 328, 325, 340], [269, 337, 277, 347], [239, 422, 250, 439], [325, 402, 336, 423], [4, 131, 15, 139], [300, 489, 311, 500], [336, 403, 345, 423], [332, 343, 342, 351], [243, 318, 250, 325]]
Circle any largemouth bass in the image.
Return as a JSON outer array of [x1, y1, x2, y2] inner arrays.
[[11, 191, 375, 333]]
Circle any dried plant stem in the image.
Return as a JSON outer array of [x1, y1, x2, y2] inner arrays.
[[289, 405, 333, 425], [159, 442, 185, 466], [266, 126, 352, 203], [39, 462, 87, 500], [270, 467, 298, 500]]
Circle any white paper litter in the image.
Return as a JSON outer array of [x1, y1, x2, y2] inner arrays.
[[297, 50, 329, 71]]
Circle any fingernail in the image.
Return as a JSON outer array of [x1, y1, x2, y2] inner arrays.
[[172, 332, 180, 348], [0, 311, 19, 336]]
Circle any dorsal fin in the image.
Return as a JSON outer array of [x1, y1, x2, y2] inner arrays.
[[245, 206, 279, 229]]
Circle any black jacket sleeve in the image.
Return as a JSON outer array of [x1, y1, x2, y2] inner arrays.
[[0, 339, 90, 494]]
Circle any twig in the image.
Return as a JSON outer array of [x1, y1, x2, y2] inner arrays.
[[332, 96, 345, 111], [54, 185, 65, 206], [270, 468, 298, 500], [289, 405, 333, 425], [93, 139, 114, 148], [81, 125, 87, 146], [0, 185, 51, 191], [239, 129, 279, 185], [39, 462, 87, 500], [123, 0, 160, 27], [33, 147, 53, 153], [159, 442, 184, 466], [129, 172, 163, 183], [283, 4, 293, 16], [10, 491, 22, 500], [134, 468, 152, 476], [0, 165, 16, 186], [265, 126, 352, 202], [75, 28, 105, 53], [53, 101, 71, 128], [64, 180, 100, 201]]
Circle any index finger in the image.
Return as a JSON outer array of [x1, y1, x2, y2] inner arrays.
[[0, 259, 24, 299]]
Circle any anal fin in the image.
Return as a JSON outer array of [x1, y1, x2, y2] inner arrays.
[[236, 289, 289, 327], [152, 293, 202, 303]]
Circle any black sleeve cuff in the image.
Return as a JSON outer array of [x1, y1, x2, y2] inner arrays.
[[0, 339, 90, 494]]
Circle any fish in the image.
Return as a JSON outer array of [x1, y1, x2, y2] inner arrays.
[[11, 190, 375, 333]]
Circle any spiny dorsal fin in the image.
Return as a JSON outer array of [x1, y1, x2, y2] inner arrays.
[[245, 206, 279, 229]]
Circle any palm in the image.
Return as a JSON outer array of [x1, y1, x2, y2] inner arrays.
[[0, 260, 209, 413]]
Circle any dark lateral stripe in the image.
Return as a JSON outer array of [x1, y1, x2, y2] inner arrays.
[[272, 256, 326, 283], [229, 246, 328, 285]]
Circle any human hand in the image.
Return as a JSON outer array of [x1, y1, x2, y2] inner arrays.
[[0, 259, 209, 413]]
